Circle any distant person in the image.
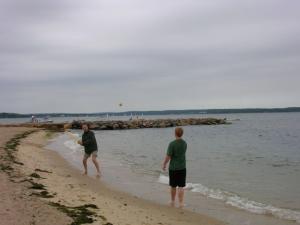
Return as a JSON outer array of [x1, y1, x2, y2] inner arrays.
[[31, 115, 37, 123], [162, 127, 187, 208], [77, 123, 101, 178]]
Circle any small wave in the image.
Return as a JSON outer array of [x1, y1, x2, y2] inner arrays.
[[64, 140, 83, 153], [66, 131, 80, 139], [157, 174, 300, 223], [158, 174, 169, 185]]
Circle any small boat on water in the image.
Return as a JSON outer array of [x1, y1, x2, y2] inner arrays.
[[30, 115, 53, 123], [41, 116, 53, 123]]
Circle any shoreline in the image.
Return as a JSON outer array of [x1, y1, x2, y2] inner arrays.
[[1, 127, 299, 225], [12, 128, 224, 225], [50, 130, 300, 225]]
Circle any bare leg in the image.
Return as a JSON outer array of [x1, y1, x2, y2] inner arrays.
[[170, 187, 176, 206], [92, 156, 101, 177], [82, 157, 88, 175], [178, 187, 185, 208]]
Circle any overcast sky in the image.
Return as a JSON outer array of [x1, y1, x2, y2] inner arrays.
[[0, 0, 299, 113]]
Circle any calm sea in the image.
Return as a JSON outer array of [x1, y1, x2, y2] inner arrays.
[[41, 113, 300, 224]]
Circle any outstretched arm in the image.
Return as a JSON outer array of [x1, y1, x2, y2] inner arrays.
[[162, 155, 171, 171]]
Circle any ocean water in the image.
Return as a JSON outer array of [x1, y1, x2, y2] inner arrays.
[[46, 113, 300, 224]]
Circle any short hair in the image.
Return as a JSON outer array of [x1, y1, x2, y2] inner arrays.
[[82, 123, 90, 128], [175, 127, 184, 137]]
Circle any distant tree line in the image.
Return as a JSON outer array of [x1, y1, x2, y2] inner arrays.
[[1, 107, 300, 119]]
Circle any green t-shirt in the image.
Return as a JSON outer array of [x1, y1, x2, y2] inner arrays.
[[167, 139, 187, 171]]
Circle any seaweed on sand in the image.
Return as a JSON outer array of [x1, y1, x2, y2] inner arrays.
[[35, 168, 52, 173], [29, 172, 41, 178], [49, 202, 101, 225], [3, 130, 37, 162], [28, 180, 46, 190], [30, 190, 55, 198]]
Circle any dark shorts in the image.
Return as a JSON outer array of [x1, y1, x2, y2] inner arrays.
[[169, 169, 186, 188]]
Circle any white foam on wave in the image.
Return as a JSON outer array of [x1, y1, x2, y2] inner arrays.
[[158, 174, 300, 223], [72, 133, 80, 138], [158, 174, 169, 185], [64, 140, 83, 153], [66, 132, 80, 139]]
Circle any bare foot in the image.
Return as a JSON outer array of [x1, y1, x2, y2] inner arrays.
[[169, 201, 175, 207], [178, 203, 186, 209], [82, 171, 87, 176], [96, 172, 101, 178]]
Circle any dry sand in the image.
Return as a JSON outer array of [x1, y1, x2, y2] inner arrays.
[[0, 127, 225, 225], [0, 127, 72, 225]]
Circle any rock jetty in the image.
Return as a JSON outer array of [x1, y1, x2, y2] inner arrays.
[[70, 118, 228, 130], [0, 118, 229, 131]]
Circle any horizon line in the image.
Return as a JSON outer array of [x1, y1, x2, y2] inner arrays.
[[1, 106, 300, 115]]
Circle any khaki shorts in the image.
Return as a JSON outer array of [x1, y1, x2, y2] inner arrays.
[[84, 150, 98, 160]]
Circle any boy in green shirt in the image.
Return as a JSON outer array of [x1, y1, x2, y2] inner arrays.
[[162, 127, 187, 208]]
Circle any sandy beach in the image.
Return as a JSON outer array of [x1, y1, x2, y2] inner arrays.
[[0, 127, 224, 225], [0, 127, 72, 225]]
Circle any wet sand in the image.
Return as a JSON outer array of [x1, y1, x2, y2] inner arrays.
[[3, 127, 224, 225]]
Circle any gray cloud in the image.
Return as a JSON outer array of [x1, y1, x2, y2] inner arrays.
[[0, 0, 299, 113]]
